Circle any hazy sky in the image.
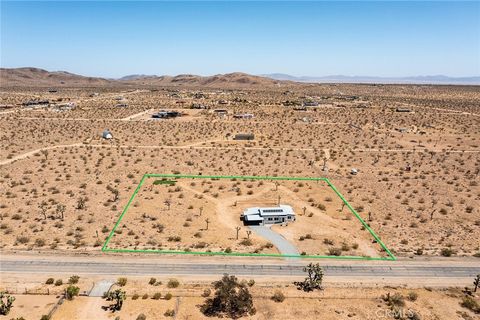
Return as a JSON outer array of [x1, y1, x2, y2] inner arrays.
[[1, 1, 479, 78]]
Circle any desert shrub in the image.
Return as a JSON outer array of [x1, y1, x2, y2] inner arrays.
[[16, 236, 29, 244], [328, 247, 342, 256], [54, 279, 63, 286], [225, 247, 232, 253], [35, 238, 46, 247], [68, 275, 80, 284], [152, 292, 161, 300], [202, 288, 211, 297], [323, 238, 334, 245], [247, 279, 255, 287], [167, 279, 180, 288], [117, 277, 127, 287], [407, 291, 418, 301], [441, 247, 454, 257], [164, 292, 173, 300], [271, 290, 285, 303], [240, 239, 252, 246], [65, 285, 80, 300], [132, 293, 139, 300], [382, 292, 405, 307], [40, 315, 50, 320], [148, 278, 156, 285], [45, 278, 54, 285], [164, 309, 175, 317], [142, 294, 149, 299], [136, 313, 146, 320], [460, 296, 480, 313]]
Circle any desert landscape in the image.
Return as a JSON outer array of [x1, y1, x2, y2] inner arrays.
[[0, 67, 479, 319]]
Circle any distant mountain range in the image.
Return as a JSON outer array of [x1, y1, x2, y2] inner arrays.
[[1, 67, 478, 87], [262, 73, 480, 85], [0, 68, 282, 88]]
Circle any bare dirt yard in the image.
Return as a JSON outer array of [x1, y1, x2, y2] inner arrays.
[[1, 83, 478, 259]]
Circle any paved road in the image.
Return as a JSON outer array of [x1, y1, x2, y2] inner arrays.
[[2, 259, 479, 279], [249, 226, 299, 257]]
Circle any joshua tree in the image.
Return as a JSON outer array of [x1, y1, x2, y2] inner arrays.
[[235, 226, 241, 240], [0, 292, 15, 315], [294, 263, 324, 292], [430, 209, 436, 220], [474, 274, 480, 292], [41, 149, 48, 160], [76, 197, 86, 210], [107, 185, 119, 202], [105, 289, 126, 312], [56, 204, 66, 220], [246, 230, 252, 239], [322, 157, 328, 171], [39, 201, 48, 220], [164, 199, 171, 210], [205, 218, 210, 230]]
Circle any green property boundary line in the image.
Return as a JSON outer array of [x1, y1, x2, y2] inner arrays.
[[102, 174, 396, 261]]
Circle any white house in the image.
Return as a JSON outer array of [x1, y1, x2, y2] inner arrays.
[[241, 205, 295, 226]]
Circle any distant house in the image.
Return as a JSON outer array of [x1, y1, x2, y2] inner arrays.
[[116, 103, 128, 108], [191, 103, 208, 109], [241, 205, 296, 226], [194, 92, 207, 99], [102, 129, 113, 139], [233, 113, 254, 119], [293, 106, 307, 111], [22, 100, 49, 107], [213, 109, 228, 116], [218, 100, 228, 105], [234, 133, 254, 141], [303, 101, 319, 107], [152, 110, 181, 119], [396, 107, 412, 113], [53, 102, 76, 111], [48, 89, 57, 93]]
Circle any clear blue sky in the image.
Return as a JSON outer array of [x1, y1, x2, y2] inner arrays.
[[1, 1, 479, 78]]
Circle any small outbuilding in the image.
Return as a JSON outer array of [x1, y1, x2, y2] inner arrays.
[[234, 133, 254, 141], [233, 113, 254, 119], [102, 129, 113, 139], [152, 110, 181, 119]]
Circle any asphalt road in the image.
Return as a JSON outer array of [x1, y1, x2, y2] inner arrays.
[[2, 258, 479, 279]]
